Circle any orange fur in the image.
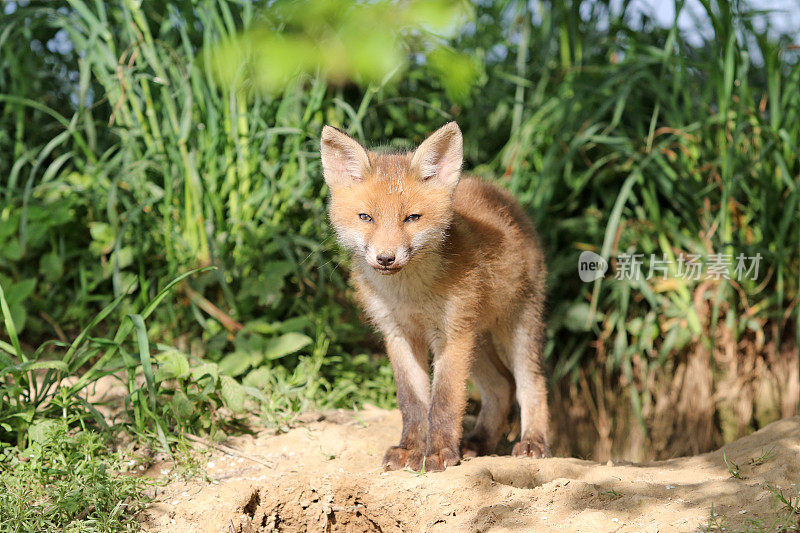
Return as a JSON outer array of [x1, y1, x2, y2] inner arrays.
[[320, 122, 551, 471]]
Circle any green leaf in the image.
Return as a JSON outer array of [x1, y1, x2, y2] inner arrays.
[[2, 239, 22, 261], [218, 350, 258, 377], [103, 246, 134, 279], [128, 314, 157, 409], [39, 252, 64, 282], [243, 385, 268, 403], [89, 222, 114, 254], [244, 261, 294, 307], [156, 350, 190, 380], [0, 281, 23, 360], [9, 303, 26, 335], [0, 340, 16, 361], [5, 279, 37, 304], [27, 419, 59, 447], [687, 309, 702, 335], [243, 366, 271, 388], [171, 390, 194, 418], [11, 360, 69, 374], [190, 362, 220, 384], [264, 332, 312, 360], [428, 46, 479, 102], [0, 214, 17, 241], [220, 375, 246, 413], [627, 317, 643, 336], [565, 303, 598, 332]]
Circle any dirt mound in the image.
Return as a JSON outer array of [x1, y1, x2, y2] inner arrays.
[[140, 407, 800, 532]]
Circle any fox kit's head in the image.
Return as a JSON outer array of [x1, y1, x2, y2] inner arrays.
[[320, 122, 462, 275]]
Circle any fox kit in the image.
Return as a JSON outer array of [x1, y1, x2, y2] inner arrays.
[[320, 122, 550, 471]]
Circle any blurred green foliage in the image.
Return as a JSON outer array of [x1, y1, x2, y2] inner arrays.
[[209, 0, 478, 100]]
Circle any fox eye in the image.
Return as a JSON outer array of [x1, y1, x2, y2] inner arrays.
[[404, 214, 421, 223], [359, 213, 373, 222]]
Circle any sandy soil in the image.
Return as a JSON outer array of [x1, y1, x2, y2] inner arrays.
[[139, 407, 800, 532]]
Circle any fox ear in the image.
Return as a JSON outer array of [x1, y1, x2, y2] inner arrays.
[[320, 126, 371, 188], [410, 121, 462, 189]]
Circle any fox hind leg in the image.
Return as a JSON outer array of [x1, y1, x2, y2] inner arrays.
[[462, 333, 514, 457], [509, 304, 551, 458]]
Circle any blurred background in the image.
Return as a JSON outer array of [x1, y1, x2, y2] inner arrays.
[[1, 0, 799, 461]]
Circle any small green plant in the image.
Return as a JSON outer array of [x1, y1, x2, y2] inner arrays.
[[0, 419, 148, 532], [321, 447, 337, 461], [766, 484, 800, 515], [700, 505, 727, 533], [0, 269, 218, 449], [702, 485, 800, 533], [723, 449, 743, 479], [167, 439, 212, 482], [748, 447, 778, 467], [411, 457, 427, 477]]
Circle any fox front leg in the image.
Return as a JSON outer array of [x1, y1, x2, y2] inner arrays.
[[424, 331, 475, 471], [382, 334, 430, 471]]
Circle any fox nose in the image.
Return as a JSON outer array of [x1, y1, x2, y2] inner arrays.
[[376, 253, 395, 267]]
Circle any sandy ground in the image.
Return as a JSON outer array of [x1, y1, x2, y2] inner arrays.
[[139, 407, 800, 532]]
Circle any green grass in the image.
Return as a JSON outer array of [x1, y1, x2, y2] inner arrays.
[[723, 449, 743, 479], [0, 419, 147, 532], [1, 0, 800, 527], [748, 446, 778, 467], [702, 447, 798, 532], [701, 484, 800, 533]]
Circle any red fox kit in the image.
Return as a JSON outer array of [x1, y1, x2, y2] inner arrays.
[[320, 122, 550, 471]]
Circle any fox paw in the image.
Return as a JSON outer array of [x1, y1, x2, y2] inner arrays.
[[422, 446, 460, 472], [512, 435, 551, 458], [382, 446, 424, 471]]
